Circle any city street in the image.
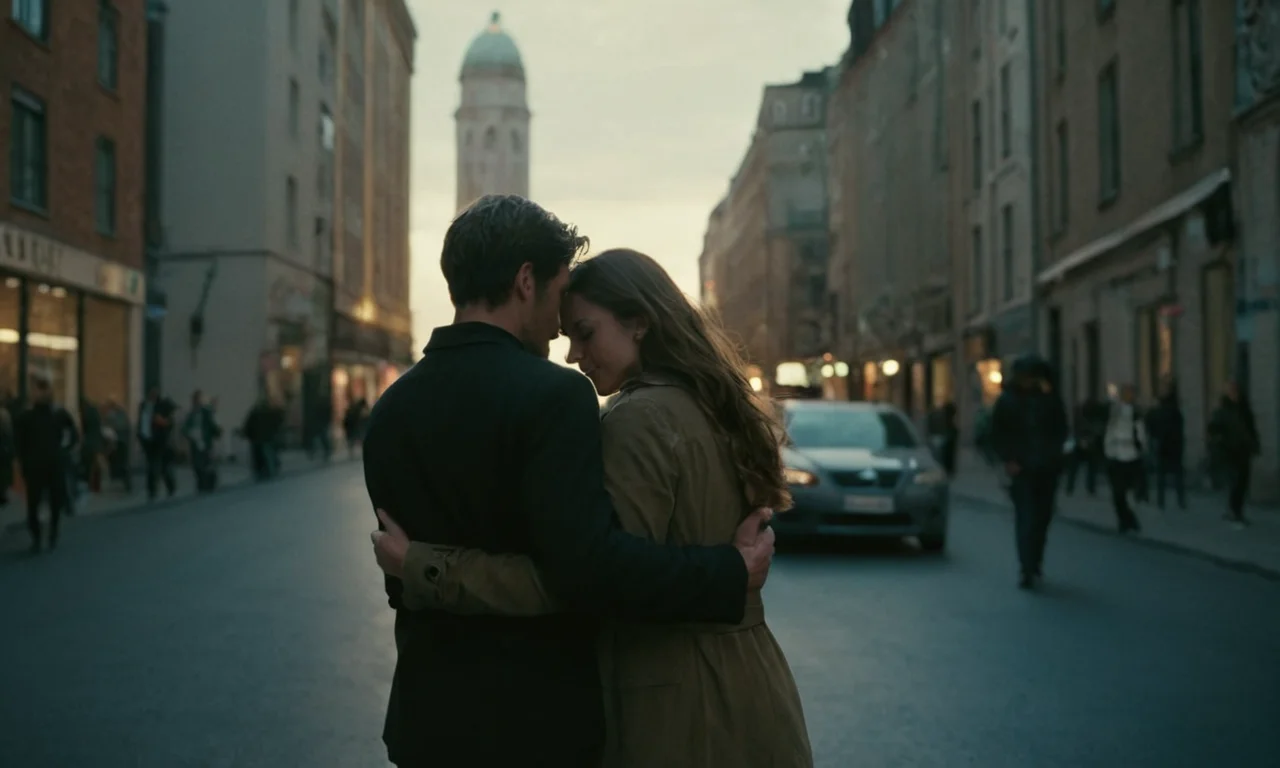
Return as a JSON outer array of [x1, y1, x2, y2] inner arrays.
[[1, 465, 1277, 767]]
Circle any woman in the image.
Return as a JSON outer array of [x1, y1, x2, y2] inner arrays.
[[1208, 379, 1260, 526], [387, 249, 812, 767]]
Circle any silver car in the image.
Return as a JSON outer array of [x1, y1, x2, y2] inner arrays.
[[772, 400, 950, 551]]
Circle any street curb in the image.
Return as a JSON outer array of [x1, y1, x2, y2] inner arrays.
[[0, 456, 360, 538], [953, 490, 1280, 582]]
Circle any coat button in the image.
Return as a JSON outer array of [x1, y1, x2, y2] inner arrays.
[[426, 565, 441, 582]]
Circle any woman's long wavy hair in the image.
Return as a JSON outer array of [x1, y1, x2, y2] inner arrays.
[[568, 249, 792, 511]]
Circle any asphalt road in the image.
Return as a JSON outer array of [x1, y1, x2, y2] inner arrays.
[[1, 464, 1277, 767]]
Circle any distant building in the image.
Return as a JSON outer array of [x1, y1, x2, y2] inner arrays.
[[1, 0, 148, 418], [827, 0, 955, 418], [156, 0, 414, 447], [456, 12, 530, 212], [700, 71, 832, 394]]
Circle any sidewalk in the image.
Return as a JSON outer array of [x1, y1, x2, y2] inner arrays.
[[1, 447, 359, 539], [951, 449, 1280, 579]]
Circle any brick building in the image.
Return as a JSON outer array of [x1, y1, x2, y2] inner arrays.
[[1, 0, 148, 420], [826, 0, 955, 418], [1031, 0, 1237, 483], [699, 71, 832, 394]]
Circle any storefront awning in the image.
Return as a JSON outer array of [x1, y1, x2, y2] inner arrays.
[[1037, 167, 1231, 286]]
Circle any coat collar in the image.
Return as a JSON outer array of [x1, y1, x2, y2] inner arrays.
[[424, 322, 525, 354], [619, 369, 685, 394]]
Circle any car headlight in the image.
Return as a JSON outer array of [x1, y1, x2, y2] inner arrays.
[[913, 468, 948, 486], [784, 467, 819, 486]]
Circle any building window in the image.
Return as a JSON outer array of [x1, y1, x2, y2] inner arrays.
[[772, 101, 787, 124], [998, 0, 1008, 33], [11, 0, 47, 40], [289, 79, 300, 138], [483, 126, 496, 149], [10, 88, 48, 211], [511, 130, 522, 154], [1000, 64, 1012, 159], [970, 226, 984, 312], [94, 138, 117, 235], [28, 283, 81, 417], [1171, 0, 1203, 150], [1055, 0, 1067, 76], [1054, 120, 1069, 231], [286, 176, 298, 248], [801, 94, 820, 119], [1099, 0, 1115, 21], [971, 99, 983, 190], [1098, 61, 1121, 202], [1001, 204, 1014, 301], [288, 0, 299, 50], [98, 3, 120, 90]]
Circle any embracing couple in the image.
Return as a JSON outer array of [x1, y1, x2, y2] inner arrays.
[[363, 194, 812, 767]]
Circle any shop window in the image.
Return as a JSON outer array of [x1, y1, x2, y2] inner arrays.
[[82, 295, 129, 409], [27, 283, 79, 418], [0, 278, 20, 400], [930, 355, 952, 409]]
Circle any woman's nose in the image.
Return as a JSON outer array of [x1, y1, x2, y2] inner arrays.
[[565, 340, 582, 365]]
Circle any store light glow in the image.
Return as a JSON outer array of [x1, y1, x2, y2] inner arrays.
[[821, 364, 835, 378], [881, 359, 901, 377], [835, 362, 850, 377], [748, 376, 763, 392], [0, 329, 78, 351], [988, 370, 1003, 384]]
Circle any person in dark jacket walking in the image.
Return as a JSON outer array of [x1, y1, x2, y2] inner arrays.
[[1208, 380, 1260, 526], [1147, 381, 1186, 510], [990, 355, 1069, 589], [15, 378, 80, 552], [137, 387, 177, 500]]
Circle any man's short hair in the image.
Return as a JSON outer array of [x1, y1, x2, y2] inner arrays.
[[31, 377, 51, 392], [441, 195, 589, 308]]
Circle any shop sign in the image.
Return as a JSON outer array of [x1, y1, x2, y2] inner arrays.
[[0, 222, 145, 304]]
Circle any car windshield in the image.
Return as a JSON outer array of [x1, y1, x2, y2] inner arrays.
[[785, 407, 918, 450]]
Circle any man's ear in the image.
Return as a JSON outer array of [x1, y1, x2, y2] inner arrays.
[[513, 262, 536, 302]]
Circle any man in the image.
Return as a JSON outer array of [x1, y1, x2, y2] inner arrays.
[[137, 386, 176, 500], [15, 378, 79, 552], [990, 355, 1068, 590], [1103, 383, 1145, 534], [362, 195, 774, 767], [1208, 379, 1260, 526], [183, 390, 219, 492]]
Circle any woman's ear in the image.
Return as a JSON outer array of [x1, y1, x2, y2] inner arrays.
[[630, 317, 650, 343]]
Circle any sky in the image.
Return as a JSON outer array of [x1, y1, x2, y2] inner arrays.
[[404, 0, 851, 362]]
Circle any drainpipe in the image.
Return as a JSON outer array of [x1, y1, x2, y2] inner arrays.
[[1025, 0, 1044, 360]]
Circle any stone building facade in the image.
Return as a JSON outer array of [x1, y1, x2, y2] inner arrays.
[[157, 0, 413, 448], [1, 0, 147, 423], [1231, 0, 1280, 499], [1031, 0, 1237, 483], [700, 72, 830, 392], [949, 0, 1040, 436], [455, 12, 529, 212], [827, 0, 955, 419]]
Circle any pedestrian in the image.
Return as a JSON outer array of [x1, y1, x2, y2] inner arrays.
[[1147, 380, 1186, 510], [183, 390, 220, 492], [0, 390, 14, 506], [1064, 395, 1105, 495], [990, 355, 1068, 589], [343, 396, 368, 457], [1103, 383, 1145, 534], [1207, 379, 1260, 527], [15, 377, 80, 553], [137, 387, 177, 500], [926, 402, 959, 475], [360, 197, 783, 767]]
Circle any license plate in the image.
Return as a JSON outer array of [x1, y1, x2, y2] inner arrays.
[[843, 495, 895, 513]]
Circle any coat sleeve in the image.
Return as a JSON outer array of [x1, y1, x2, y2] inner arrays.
[[519, 373, 746, 623], [398, 543, 562, 616]]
